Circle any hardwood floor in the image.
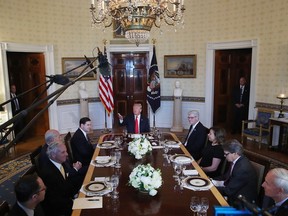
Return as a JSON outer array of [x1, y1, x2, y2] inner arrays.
[[1, 129, 288, 167]]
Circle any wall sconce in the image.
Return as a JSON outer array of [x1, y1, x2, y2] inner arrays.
[[277, 93, 288, 118]]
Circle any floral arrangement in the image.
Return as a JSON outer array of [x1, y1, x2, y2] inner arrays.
[[129, 163, 162, 196], [128, 137, 152, 159]]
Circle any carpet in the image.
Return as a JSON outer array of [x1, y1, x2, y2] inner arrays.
[[0, 154, 32, 206]]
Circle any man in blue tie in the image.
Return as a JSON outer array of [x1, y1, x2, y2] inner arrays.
[[262, 168, 288, 216]]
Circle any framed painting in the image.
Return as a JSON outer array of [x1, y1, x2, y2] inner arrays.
[[62, 57, 97, 80], [113, 20, 125, 38], [164, 55, 197, 78]]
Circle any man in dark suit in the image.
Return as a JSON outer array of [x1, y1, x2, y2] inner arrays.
[[183, 110, 208, 161], [9, 174, 46, 216], [214, 139, 258, 206], [70, 117, 94, 166], [39, 141, 78, 216], [117, 103, 150, 133], [38, 129, 86, 186], [232, 77, 250, 134], [10, 84, 23, 136], [262, 168, 288, 216]]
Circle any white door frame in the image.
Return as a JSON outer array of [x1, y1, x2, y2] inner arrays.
[[0, 42, 58, 129], [205, 39, 258, 127]]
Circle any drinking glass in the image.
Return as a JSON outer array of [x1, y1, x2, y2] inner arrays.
[[173, 162, 182, 179], [157, 131, 162, 142], [104, 177, 112, 197], [198, 197, 209, 216], [190, 196, 200, 216], [110, 175, 119, 199], [163, 144, 169, 155], [122, 128, 128, 140], [180, 164, 187, 179], [114, 150, 121, 168]]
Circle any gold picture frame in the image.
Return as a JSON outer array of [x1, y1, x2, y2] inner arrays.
[[164, 55, 197, 78], [113, 20, 125, 38], [62, 57, 97, 80]]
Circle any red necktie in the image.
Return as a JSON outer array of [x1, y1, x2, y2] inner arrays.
[[135, 116, 139, 134]]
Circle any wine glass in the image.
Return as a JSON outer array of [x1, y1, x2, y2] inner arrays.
[[110, 175, 119, 199], [114, 150, 121, 168], [180, 164, 187, 179], [157, 131, 162, 142], [190, 196, 200, 216], [104, 177, 112, 197], [198, 197, 209, 216], [163, 144, 169, 156], [173, 162, 182, 181], [122, 128, 128, 140]]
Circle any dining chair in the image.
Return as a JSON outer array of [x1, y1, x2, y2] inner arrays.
[[0, 200, 9, 216], [241, 108, 274, 149], [64, 132, 74, 163], [29, 145, 42, 172], [21, 165, 37, 177]]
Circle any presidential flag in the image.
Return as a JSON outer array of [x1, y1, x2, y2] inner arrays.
[[147, 45, 161, 113], [98, 47, 114, 116]]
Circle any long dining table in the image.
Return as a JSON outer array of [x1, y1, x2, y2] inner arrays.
[[71, 132, 229, 216]]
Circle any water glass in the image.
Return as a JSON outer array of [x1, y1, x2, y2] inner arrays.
[[114, 150, 121, 168], [110, 175, 119, 199], [190, 196, 201, 216], [198, 197, 209, 216], [122, 128, 128, 139]]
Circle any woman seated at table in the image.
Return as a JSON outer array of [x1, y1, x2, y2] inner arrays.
[[198, 127, 226, 178]]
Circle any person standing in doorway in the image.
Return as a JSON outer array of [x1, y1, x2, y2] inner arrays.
[[10, 84, 23, 137], [232, 77, 250, 134]]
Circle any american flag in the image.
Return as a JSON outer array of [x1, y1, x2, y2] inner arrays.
[[99, 47, 114, 116]]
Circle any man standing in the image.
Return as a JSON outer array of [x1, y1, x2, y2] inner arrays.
[[213, 139, 258, 206], [70, 117, 94, 166], [10, 84, 22, 136], [232, 77, 250, 134], [39, 141, 78, 216], [183, 110, 208, 161], [262, 168, 288, 216], [118, 103, 150, 134], [9, 174, 46, 216]]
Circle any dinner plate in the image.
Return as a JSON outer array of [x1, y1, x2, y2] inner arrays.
[[164, 140, 178, 145], [169, 154, 193, 164], [84, 182, 107, 193], [185, 177, 210, 187], [94, 158, 111, 165], [98, 141, 115, 149]]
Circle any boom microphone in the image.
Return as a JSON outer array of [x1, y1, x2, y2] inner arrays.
[[84, 55, 97, 74], [46, 75, 70, 85], [237, 195, 261, 215]]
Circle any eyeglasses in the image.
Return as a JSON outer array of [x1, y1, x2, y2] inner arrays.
[[37, 187, 46, 194], [224, 152, 231, 157]]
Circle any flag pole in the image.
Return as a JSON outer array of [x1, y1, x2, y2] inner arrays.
[[101, 109, 110, 134]]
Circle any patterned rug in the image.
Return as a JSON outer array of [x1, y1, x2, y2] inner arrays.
[[0, 154, 32, 206]]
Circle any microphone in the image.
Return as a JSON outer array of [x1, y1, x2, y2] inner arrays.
[[97, 48, 111, 77], [237, 195, 261, 215], [46, 75, 70, 85], [84, 55, 97, 74]]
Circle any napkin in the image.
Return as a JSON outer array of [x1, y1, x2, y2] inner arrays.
[[183, 169, 198, 176], [72, 197, 103, 209], [183, 184, 212, 191], [211, 179, 224, 187]]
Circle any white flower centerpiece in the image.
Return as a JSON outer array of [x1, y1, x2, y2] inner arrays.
[[129, 163, 162, 196], [128, 137, 152, 159]]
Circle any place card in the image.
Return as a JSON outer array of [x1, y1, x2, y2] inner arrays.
[[72, 197, 103, 209]]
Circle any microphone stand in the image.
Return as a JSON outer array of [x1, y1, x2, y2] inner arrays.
[[0, 59, 98, 159]]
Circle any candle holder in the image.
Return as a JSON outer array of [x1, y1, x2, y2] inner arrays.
[[277, 94, 288, 118]]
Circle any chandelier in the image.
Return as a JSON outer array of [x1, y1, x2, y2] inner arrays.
[[90, 0, 185, 46]]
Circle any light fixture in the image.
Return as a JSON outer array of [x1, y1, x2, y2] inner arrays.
[[90, 0, 185, 46], [276, 93, 288, 118]]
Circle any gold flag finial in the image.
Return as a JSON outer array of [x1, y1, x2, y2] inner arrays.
[[152, 39, 156, 45]]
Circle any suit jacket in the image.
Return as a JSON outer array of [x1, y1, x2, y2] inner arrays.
[[275, 199, 288, 216], [8, 202, 45, 216], [10, 93, 20, 115], [39, 160, 77, 216], [218, 156, 258, 205], [120, 114, 150, 133], [38, 143, 85, 189], [184, 122, 207, 161], [70, 128, 94, 166], [232, 85, 249, 107]]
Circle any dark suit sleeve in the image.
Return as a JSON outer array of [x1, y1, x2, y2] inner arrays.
[[140, 116, 150, 133]]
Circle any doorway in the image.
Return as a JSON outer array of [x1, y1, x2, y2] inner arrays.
[[7, 52, 49, 138], [111, 52, 149, 128], [213, 48, 252, 132]]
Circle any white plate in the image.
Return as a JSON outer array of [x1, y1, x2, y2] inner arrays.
[[170, 154, 193, 164], [185, 177, 210, 187], [98, 141, 115, 149]]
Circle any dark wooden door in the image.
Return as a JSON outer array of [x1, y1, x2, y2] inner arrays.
[[213, 49, 252, 131], [111, 52, 148, 128], [7, 52, 49, 137]]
